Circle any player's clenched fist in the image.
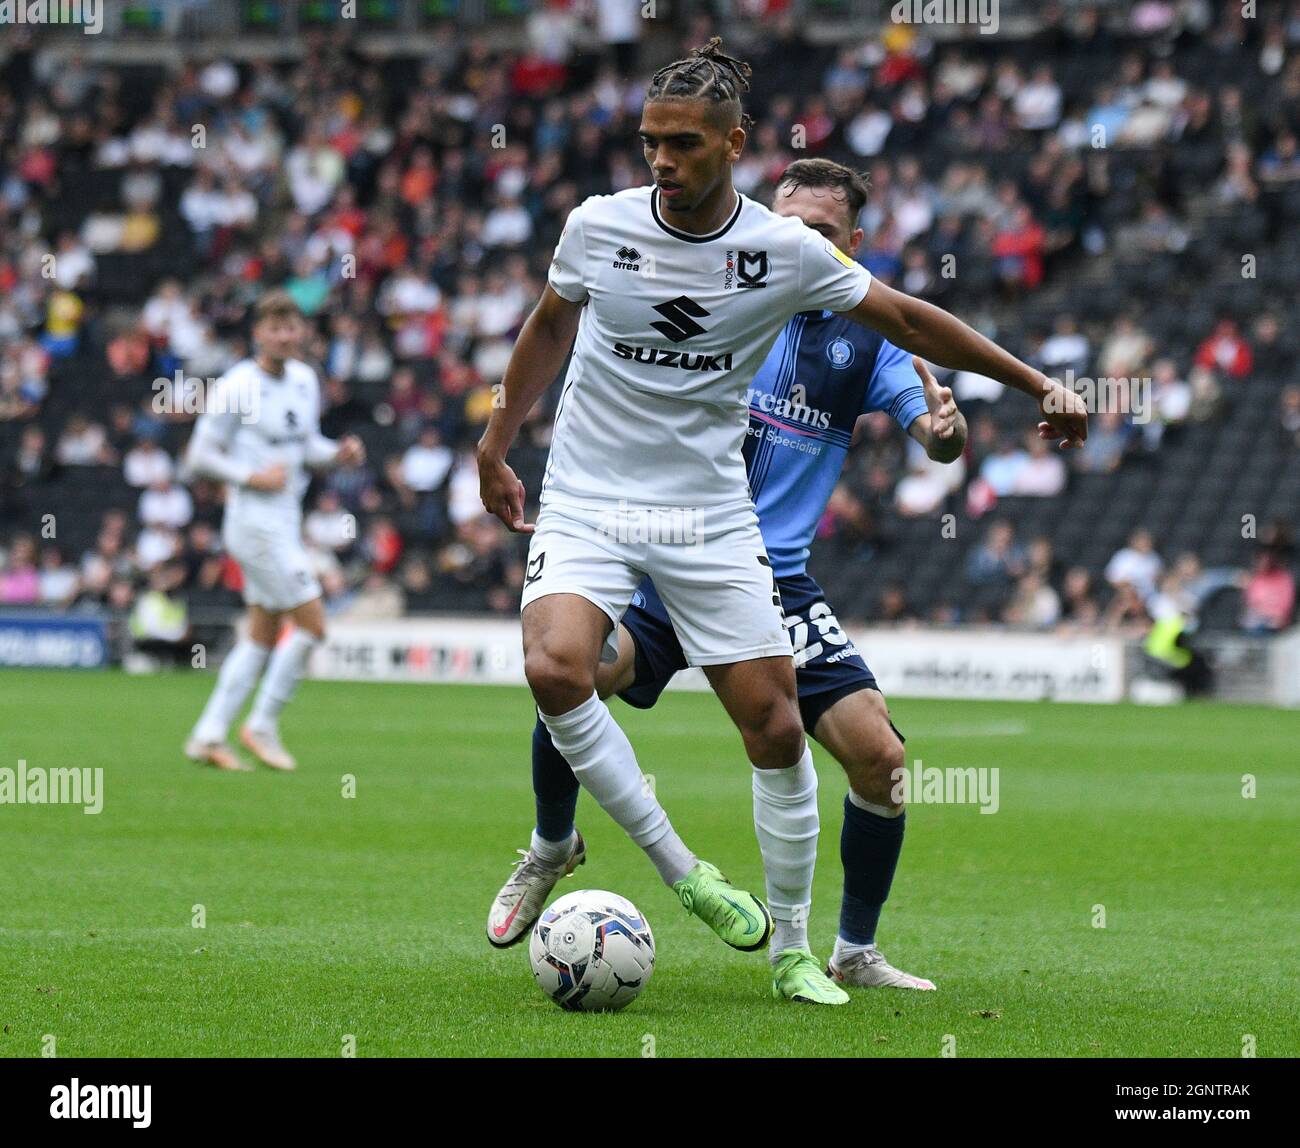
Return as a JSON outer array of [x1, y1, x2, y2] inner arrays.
[[1037, 379, 1089, 449], [477, 448, 533, 534]]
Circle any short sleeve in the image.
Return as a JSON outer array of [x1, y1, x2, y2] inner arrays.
[[547, 202, 589, 303], [798, 227, 872, 314], [865, 340, 928, 432]]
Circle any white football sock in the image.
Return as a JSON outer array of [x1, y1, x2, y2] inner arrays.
[[833, 935, 877, 962], [752, 744, 819, 957], [530, 828, 575, 868], [847, 788, 904, 817], [247, 630, 320, 734], [541, 693, 696, 886], [191, 639, 271, 744]]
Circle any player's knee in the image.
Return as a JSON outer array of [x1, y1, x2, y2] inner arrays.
[[744, 697, 805, 768], [848, 727, 906, 808], [525, 646, 593, 713]]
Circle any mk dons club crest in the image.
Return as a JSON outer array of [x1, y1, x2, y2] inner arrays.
[[736, 250, 770, 288]]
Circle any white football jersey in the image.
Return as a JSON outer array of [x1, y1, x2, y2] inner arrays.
[[542, 185, 872, 510], [185, 357, 336, 529]]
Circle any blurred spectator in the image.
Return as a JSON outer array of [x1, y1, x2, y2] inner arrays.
[[1012, 432, 1067, 497], [1280, 385, 1300, 449], [56, 415, 116, 466], [397, 425, 454, 494], [1059, 565, 1102, 627], [1098, 316, 1154, 380], [1003, 572, 1061, 628], [1105, 528, 1163, 599], [1037, 314, 1090, 380], [340, 571, 405, 620], [0, 534, 40, 603], [1102, 582, 1151, 635], [124, 437, 174, 488], [1073, 411, 1129, 474], [305, 491, 356, 553], [966, 520, 1026, 587], [895, 451, 957, 517], [37, 545, 80, 606], [138, 476, 193, 531], [978, 437, 1029, 496], [877, 583, 916, 624], [128, 567, 192, 667], [1194, 318, 1252, 380], [1241, 547, 1296, 633], [594, 0, 643, 74]]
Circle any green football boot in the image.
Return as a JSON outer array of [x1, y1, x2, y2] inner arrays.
[[672, 860, 772, 952], [771, 947, 851, 1005]]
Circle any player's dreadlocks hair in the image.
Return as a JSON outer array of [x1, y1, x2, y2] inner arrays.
[[646, 37, 755, 133]]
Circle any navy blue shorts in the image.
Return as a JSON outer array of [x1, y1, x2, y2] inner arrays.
[[619, 572, 883, 733]]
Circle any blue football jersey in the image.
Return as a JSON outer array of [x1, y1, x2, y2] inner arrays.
[[743, 309, 928, 576]]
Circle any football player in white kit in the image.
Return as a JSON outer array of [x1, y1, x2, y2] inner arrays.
[[183, 291, 364, 772], [478, 39, 1086, 1001]]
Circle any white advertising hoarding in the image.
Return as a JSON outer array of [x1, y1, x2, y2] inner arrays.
[[310, 618, 1126, 703]]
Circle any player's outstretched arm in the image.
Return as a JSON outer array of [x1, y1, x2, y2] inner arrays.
[[907, 355, 968, 464], [477, 284, 584, 533], [846, 281, 1087, 449]]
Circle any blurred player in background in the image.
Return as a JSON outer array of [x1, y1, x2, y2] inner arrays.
[[490, 159, 965, 994], [183, 291, 364, 772]]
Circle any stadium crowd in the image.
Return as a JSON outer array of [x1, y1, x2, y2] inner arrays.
[[0, 0, 1297, 646]]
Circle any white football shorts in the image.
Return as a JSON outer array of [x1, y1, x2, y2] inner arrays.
[[223, 517, 321, 612], [520, 501, 790, 667]]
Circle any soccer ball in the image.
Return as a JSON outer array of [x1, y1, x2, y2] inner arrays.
[[529, 889, 655, 1012]]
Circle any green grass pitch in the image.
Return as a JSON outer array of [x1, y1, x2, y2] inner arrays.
[[1, 670, 1296, 1058]]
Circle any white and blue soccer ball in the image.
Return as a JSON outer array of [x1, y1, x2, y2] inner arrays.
[[529, 889, 655, 1012]]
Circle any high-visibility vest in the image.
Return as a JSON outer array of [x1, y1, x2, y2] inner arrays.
[[1145, 616, 1192, 669]]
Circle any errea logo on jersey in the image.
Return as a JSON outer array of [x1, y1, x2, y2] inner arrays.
[[613, 246, 642, 271]]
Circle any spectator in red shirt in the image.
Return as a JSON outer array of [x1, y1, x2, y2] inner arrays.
[[992, 205, 1046, 289], [1194, 318, 1253, 379]]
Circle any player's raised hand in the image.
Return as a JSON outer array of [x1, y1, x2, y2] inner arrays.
[[1037, 380, 1088, 449], [336, 435, 366, 467], [915, 356, 958, 440], [247, 462, 287, 492], [478, 452, 533, 533]]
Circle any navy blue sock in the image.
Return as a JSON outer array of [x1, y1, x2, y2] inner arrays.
[[533, 716, 579, 843], [839, 795, 906, 946]]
